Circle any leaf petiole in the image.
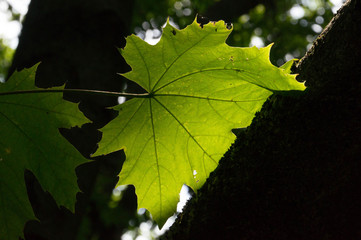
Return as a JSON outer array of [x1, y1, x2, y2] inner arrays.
[[0, 88, 149, 98]]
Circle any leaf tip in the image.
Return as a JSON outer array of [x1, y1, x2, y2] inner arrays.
[[263, 43, 274, 51], [166, 16, 171, 26], [162, 18, 179, 37]]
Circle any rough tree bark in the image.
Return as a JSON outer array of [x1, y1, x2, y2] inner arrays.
[[162, 0, 361, 239]]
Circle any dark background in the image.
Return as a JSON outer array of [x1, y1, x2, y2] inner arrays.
[[0, 0, 349, 239]]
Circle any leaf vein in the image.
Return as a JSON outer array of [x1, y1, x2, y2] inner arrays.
[[101, 99, 147, 154], [152, 31, 212, 92], [130, 37, 151, 90], [154, 94, 268, 103], [153, 68, 274, 93], [154, 97, 217, 167], [149, 98, 162, 218]]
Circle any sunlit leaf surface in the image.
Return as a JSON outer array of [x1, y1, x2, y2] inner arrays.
[[94, 18, 305, 226]]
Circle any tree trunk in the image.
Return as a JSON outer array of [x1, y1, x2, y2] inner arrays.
[[162, 0, 361, 239]]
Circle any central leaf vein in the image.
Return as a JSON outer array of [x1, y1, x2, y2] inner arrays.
[[149, 98, 162, 217]]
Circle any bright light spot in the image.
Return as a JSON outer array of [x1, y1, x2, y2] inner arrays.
[[0, 1, 7, 11], [254, 4, 265, 15], [163, 19, 179, 29], [301, 0, 318, 10], [239, 14, 250, 23], [289, 5, 305, 19], [122, 231, 135, 240], [307, 43, 313, 50], [149, 18, 158, 29], [174, 1, 183, 10], [182, 0, 191, 7], [0, 16, 21, 48], [330, 0, 346, 13], [112, 185, 127, 196], [143, 29, 160, 45], [138, 208, 146, 215], [136, 31, 145, 40], [134, 27, 142, 34], [154, 216, 176, 235], [139, 221, 152, 233], [140, 18, 181, 46], [109, 185, 127, 206], [254, 27, 262, 36], [142, 21, 150, 30], [124, 185, 192, 240], [250, 36, 264, 48], [135, 236, 148, 240], [315, 16, 324, 25], [285, 53, 294, 62], [112, 188, 121, 197], [306, 34, 315, 43], [118, 96, 126, 104], [317, 7, 326, 15], [311, 24, 323, 33], [152, 29, 162, 38], [145, 29, 153, 40], [7, 0, 30, 15], [183, 8, 192, 16], [266, 34, 273, 41], [177, 185, 192, 212], [122, 215, 176, 239], [0, 0, 30, 48]]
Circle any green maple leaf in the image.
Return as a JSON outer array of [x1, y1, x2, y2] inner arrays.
[[0, 65, 89, 239], [94, 19, 305, 226]]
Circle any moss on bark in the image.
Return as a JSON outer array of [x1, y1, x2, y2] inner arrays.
[[162, 0, 361, 239]]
